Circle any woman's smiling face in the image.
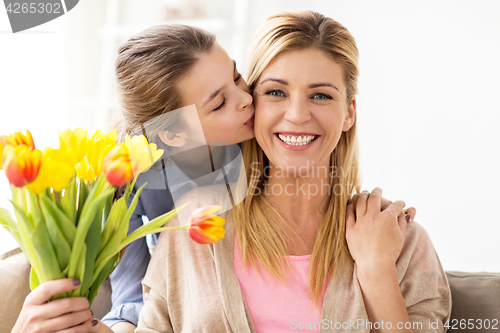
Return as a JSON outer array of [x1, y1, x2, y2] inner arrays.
[[253, 48, 356, 172]]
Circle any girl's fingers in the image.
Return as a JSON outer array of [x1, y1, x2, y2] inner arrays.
[[25, 279, 81, 306], [397, 209, 408, 236], [345, 199, 355, 229], [355, 191, 370, 220], [45, 309, 92, 332], [383, 200, 406, 219], [40, 296, 90, 319], [380, 196, 393, 211], [405, 207, 416, 223], [55, 319, 95, 333], [367, 187, 382, 215]]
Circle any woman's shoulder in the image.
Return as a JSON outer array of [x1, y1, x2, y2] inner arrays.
[[397, 221, 446, 282]]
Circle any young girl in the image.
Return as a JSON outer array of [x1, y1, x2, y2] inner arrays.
[[135, 11, 450, 332], [10, 24, 416, 333]]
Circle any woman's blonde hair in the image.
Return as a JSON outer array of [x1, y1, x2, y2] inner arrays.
[[110, 24, 216, 143], [233, 10, 362, 305]]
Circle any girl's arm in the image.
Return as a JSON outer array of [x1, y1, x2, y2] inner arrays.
[[346, 188, 414, 333], [11, 278, 96, 333], [346, 188, 450, 333]]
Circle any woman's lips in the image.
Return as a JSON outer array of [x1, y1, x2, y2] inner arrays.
[[244, 114, 254, 126], [274, 133, 319, 151]]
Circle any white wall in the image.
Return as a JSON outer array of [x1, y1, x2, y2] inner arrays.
[[1, 0, 499, 272]]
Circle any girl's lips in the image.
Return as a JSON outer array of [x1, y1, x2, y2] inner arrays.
[[244, 114, 254, 126], [274, 133, 319, 151]]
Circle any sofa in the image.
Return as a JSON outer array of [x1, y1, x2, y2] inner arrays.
[[1, 248, 499, 333]]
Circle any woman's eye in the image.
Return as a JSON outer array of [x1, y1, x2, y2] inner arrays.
[[213, 97, 226, 112], [234, 72, 242, 82], [312, 93, 332, 100], [266, 90, 285, 97]]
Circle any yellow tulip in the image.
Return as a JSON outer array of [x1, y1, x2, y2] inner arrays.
[[59, 128, 88, 166], [2, 145, 42, 187], [75, 159, 96, 183], [30, 148, 75, 192], [29, 160, 49, 194], [0, 130, 35, 150], [125, 135, 164, 177], [86, 130, 117, 178]]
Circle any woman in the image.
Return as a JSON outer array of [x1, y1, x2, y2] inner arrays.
[[135, 10, 451, 333], [9, 22, 416, 333]]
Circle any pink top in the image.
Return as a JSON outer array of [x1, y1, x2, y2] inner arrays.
[[233, 235, 328, 333]]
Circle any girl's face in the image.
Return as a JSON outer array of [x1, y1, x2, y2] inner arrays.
[[176, 42, 255, 145], [253, 48, 356, 172]]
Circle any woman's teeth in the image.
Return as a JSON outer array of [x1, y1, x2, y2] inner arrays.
[[277, 134, 317, 146]]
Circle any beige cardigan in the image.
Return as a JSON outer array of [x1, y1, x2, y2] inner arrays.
[[136, 190, 452, 333]]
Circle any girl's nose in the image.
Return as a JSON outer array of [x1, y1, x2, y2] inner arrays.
[[236, 88, 253, 111]]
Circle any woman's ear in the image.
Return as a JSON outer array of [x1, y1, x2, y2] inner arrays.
[[158, 130, 186, 147], [342, 97, 356, 132]]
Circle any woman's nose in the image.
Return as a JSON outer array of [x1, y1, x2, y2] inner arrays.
[[236, 87, 253, 111], [284, 97, 311, 124]]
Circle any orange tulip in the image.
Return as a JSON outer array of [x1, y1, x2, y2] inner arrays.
[[0, 130, 35, 150], [102, 144, 134, 187], [188, 206, 225, 244], [2, 145, 42, 187]]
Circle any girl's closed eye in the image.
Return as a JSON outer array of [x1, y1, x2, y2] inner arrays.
[[234, 72, 242, 82], [213, 97, 226, 112]]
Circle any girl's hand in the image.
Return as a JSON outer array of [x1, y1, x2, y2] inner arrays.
[[381, 196, 416, 223], [11, 278, 97, 333], [346, 188, 408, 268], [355, 192, 416, 223]]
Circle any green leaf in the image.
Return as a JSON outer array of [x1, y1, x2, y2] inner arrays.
[[93, 202, 187, 283], [67, 176, 113, 285], [77, 178, 90, 222], [11, 201, 41, 281], [120, 202, 189, 250], [68, 243, 87, 298], [60, 176, 77, 223], [39, 197, 72, 272], [88, 252, 119, 307], [30, 218, 62, 284], [102, 189, 114, 227], [29, 266, 40, 291], [39, 195, 76, 247], [92, 183, 147, 282], [80, 196, 105, 297], [0, 208, 21, 245], [99, 196, 127, 254]]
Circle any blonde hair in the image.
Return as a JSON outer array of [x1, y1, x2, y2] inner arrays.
[[233, 10, 362, 305], [110, 24, 216, 143]]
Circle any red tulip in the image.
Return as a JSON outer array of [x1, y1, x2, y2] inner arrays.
[[2, 145, 42, 187], [188, 206, 225, 244]]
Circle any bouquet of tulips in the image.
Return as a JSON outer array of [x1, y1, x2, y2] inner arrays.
[[0, 128, 226, 306]]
